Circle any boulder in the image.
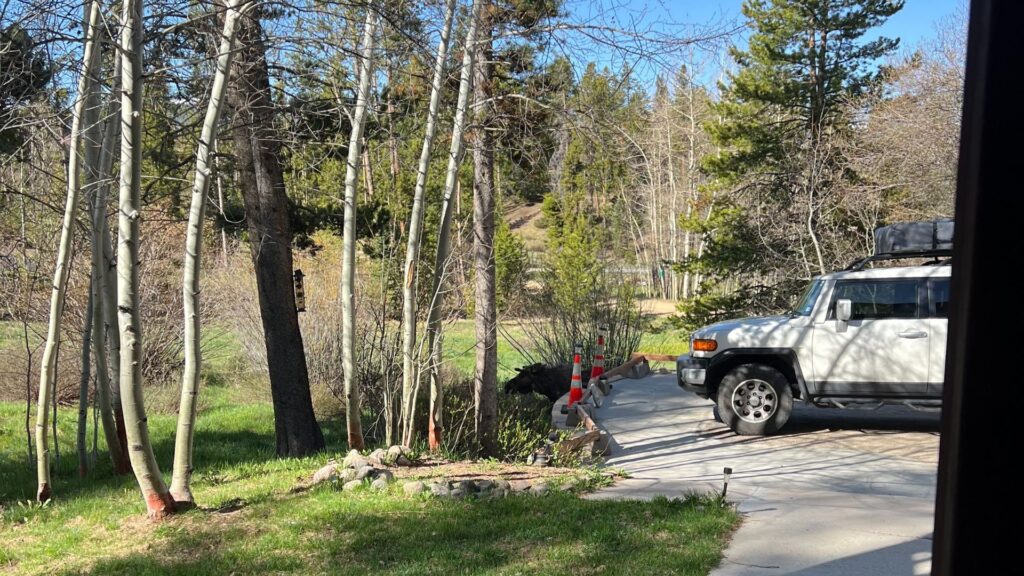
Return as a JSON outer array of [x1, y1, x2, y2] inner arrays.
[[355, 465, 377, 481], [509, 480, 532, 492], [368, 448, 388, 467], [343, 480, 362, 491], [530, 481, 550, 496], [493, 479, 511, 492], [371, 477, 390, 491], [311, 463, 340, 484], [429, 482, 450, 497], [403, 481, 427, 496], [343, 450, 369, 470], [450, 488, 467, 499], [474, 480, 495, 493], [455, 480, 476, 494], [375, 469, 394, 483], [339, 468, 358, 483]]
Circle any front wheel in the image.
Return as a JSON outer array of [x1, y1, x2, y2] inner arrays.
[[717, 364, 793, 436]]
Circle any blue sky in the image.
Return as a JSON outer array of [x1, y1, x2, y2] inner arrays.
[[563, 0, 964, 89]]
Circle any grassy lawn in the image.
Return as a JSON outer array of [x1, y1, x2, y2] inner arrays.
[[0, 383, 736, 576]]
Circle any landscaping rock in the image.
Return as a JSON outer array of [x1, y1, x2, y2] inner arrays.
[[343, 450, 369, 470], [530, 481, 551, 496], [386, 445, 412, 466], [493, 479, 511, 492], [509, 480, 532, 492], [371, 477, 389, 491], [450, 488, 467, 499], [490, 488, 509, 499], [375, 469, 394, 483], [339, 468, 358, 483], [311, 463, 340, 484], [474, 480, 495, 493], [429, 483, 450, 497], [368, 448, 387, 466], [343, 480, 362, 491], [403, 481, 426, 496], [355, 465, 377, 481], [456, 480, 476, 494]]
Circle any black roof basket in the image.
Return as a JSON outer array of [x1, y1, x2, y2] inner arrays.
[[845, 250, 953, 272]]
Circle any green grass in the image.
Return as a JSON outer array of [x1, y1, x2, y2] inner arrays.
[[0, 380, 736, 576]]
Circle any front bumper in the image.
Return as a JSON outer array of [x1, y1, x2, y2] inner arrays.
[[676, 354, 709, 397]]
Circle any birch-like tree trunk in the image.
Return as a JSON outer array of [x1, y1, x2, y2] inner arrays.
[[83, 26, 127, 475], [399, 0, 457, 447], [425, 0, 479, 451], [472, 0, 498, 457], [118, 0, 175, 519], [76, 285, 93, 477], [341, 7, 377, 451], [170, 0, 245, 506], [34, 0, 102, 502]]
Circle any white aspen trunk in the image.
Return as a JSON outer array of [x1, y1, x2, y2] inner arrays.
[[34, 0, 102, 502], [171, 0, 245, 505], [341, 8, 377, 451], [666, 116, 679, 300], [76, 285, 93, 478], [118, 0, 175, 519], [682, 79, 697, 299], [425, 0, 479, 451], [86, 27, 127, 475], [399, 0, 457, 448]]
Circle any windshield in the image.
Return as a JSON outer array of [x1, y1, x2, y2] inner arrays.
[[793, 280, 824, 316]]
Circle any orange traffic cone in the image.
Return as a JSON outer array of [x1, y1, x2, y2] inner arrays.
[[568, 343, 584, 408], [591, 327, 607, 381]]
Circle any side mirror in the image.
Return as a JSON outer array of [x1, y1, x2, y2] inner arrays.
[[836, 299, 852, 322], [835, 299, 852, 332]]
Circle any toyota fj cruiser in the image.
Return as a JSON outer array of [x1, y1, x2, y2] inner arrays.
[[677, 219, 952, 435]]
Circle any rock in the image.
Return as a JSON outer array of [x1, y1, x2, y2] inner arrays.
[[368, 448, 387, 466], [375, 469, 394, 483], [493, 479, 511, 492], [339, 468, 358, 483], [489, 488, 509, 499], [530, 481, 550, 496], [371, 477, 389, 491], [509, 480, 531, 492], [429, 482, 450, 497], [355, 465, 377, 481], [343, 480, 362, 491], [456, 480, 476, 493], [450, 488, 467, 499], [474, 480, 495, 493], [403, 481, 426, 496], [386, 445, 410, 465], [311, 463, 340, 484], [343, 450, 369, 470]]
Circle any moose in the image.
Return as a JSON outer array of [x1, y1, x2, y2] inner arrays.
[[503, 363, 592, 403]]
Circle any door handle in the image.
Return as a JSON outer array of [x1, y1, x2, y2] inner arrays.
[[898, 330, 928, 339]]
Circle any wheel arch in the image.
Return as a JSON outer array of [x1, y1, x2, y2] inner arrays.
[[706, 349, 808, 401]]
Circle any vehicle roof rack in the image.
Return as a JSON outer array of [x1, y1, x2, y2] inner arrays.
[[845, 249, 953, 272]]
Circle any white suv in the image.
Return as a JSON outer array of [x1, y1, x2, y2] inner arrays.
[[677, 249, 950, 436]]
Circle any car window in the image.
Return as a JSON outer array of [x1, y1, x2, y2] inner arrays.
[[831, 279, 921, 320], [793, 279, 824, 316], [930, 279, 950, 318]]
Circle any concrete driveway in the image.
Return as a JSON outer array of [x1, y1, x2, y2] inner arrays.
[[587, 373, 939, 575]]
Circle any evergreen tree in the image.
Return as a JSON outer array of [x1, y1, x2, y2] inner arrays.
[[691, 0, 903, 328]]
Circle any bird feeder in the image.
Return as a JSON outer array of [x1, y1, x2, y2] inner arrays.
[[293, 269, 306, 312]]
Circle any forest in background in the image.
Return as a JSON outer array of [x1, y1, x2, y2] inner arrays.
[[0, 0, 963, 516]]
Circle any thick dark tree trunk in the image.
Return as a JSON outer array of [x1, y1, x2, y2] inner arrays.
[[472, 1, 498, 457], [226, 8, 324, 456]]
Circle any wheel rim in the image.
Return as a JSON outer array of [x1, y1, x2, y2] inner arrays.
[[731, 379, 778, 424]]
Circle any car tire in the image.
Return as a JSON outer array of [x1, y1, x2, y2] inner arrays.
[[711, 404, 723, 423], [717, 364, 793, 436]]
